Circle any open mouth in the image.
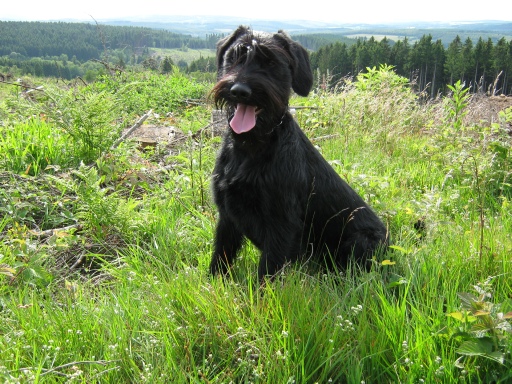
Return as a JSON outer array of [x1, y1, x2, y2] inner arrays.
[[229, 103, 262, 134]]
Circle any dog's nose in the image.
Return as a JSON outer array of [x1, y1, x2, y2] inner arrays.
[[230, 83, 252, 100]]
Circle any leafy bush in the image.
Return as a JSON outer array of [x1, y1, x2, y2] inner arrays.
[[298, 64, 431, 157], [45, 87, 123, 164], [427, 81, 512, 206], [66, 163, 147, 242], [445, 277, 512, 382], [444, 80, 470, 132], [354, 64, 411, 93], [0, 223, 53, 288]]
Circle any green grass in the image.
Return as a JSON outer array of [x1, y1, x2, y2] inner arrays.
[[0, 67, 511, 383], [151, 48, 215, 65], [0, 119, 69, 176]]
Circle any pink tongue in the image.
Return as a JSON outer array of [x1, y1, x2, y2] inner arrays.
[[230, 104, 257, 134]]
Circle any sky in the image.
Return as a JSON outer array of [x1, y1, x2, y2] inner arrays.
[[2, 0, 511, 24]]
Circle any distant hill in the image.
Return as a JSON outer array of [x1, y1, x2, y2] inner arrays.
[[94, 16, 333, 36], [100, 16, 512, 44]]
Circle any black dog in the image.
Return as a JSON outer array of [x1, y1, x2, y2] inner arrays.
[[210, 26, 388, 282]]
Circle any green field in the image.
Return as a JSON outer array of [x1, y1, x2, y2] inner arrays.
[[0, 67, 511, 383], [151, 48, 215, 65]]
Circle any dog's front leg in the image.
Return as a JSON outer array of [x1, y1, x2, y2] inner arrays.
[[257, 228, 301, 282], [210, 215, 244, 276]]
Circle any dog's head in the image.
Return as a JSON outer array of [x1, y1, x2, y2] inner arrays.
[[212, 25, 313, 135]]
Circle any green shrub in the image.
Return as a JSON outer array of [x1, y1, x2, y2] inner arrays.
[[90, 69, 209, 116]]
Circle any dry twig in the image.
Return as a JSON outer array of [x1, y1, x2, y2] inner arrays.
[[29, 224, 82, 239]]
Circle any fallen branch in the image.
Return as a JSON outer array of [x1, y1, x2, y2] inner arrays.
[[192, 121, 216, 139], [90, 58, 124, 75], [183, 98, 206, 106], [69, 251, 87, 271], [111, 110, 153, 149], [0, 79, 44, 92], [29, 224, 82, 239], [491, 70, 503, 96]]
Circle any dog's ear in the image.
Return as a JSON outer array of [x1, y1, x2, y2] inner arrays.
[[216, 25, 250, 79], [275, 30, 313, 96]]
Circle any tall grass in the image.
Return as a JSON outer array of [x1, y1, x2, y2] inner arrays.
[[0, 119, 70, 175], [0, 67, 511, 382]]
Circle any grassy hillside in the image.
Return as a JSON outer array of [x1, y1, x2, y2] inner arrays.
[[0, 67, 511, 383]]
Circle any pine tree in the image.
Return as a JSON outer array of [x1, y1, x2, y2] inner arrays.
[[161, 56, 174, 74], [431, 40, 445, 98], [445, 35, 463, 85], [473, 38, 490, 93], [461, 37, 474, 86], [491, 38, 511, 94], [390, 38, 410, 76]]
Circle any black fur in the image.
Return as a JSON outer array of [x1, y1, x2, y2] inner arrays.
[[210, 26, 388, 282]]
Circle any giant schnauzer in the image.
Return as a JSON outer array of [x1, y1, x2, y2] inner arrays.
[[210, 26, 388, 283]]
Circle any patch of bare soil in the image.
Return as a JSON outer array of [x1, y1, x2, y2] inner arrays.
[[120, 110, 227, 151], [122, 124, 188, 149], [466, 94, 512, 129]]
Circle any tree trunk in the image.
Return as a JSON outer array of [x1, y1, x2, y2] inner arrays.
[[431, 61, 437, 99], [473, 62, 478, 93]]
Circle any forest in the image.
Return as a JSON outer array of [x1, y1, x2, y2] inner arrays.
[[0, 21, 221, 59], [0, 20, 511, 96], [309, 35, 512, 97]]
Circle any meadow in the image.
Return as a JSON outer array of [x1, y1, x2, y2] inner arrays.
[[0, 66, 511, 383], [151, 48, 216, 65]]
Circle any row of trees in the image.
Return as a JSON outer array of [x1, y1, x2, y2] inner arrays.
[[0, 55, 110, 82], [0, 54, 182, 82], [310, 35, 512, 96]]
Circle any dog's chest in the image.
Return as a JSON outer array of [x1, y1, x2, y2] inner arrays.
[[215, 155, 273, 203], [213, 143, 288, 217]]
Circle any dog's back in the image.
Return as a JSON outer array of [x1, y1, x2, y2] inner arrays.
[[292, 124, 388, 266]]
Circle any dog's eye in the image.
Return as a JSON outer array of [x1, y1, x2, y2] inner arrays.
[[226, 51, 248, 68], [227, 52, 237, 64], [258, 51, 277, 68], [257, 57, 276, 69]]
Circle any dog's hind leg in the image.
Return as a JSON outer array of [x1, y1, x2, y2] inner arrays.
[[335, 230, 388, 271], [210, 215, 244, 276]]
